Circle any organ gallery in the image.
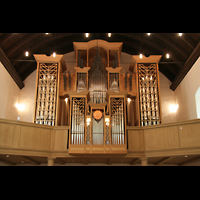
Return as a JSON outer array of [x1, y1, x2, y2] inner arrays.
[[33, 40, 162, 154]]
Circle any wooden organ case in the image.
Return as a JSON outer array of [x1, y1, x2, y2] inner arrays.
[[33, 40, 162, 155]]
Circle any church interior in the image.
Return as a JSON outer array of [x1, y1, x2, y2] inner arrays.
[[0, 33, 200, 166]]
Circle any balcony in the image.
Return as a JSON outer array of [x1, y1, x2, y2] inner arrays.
[[1, 118, 200, 165]]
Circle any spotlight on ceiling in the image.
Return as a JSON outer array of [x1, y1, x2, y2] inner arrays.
[[53, 52, 56, 57], [166, 53, 170, 59]]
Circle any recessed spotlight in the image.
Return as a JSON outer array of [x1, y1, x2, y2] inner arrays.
[[166, 53, 170, 58], [108, 33, 111, 37], [85, 33, 89, 37], [147, 33, 151, 36], [45, 33, 49, 35], [178, 33, 182, 36], [53, 52, 56, 57], [25, 51, 29, 57]]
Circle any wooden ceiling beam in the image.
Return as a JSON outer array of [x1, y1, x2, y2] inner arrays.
[[22, 156, 40, 165], [155, 156, 175, 165], [0, 47, 24, 89], [108, 158, 112, 165], [131, 158, 140, 165], [5, 33, 43, 58], [0, 33, 15, 47], [56, 158, 65, 165], [170, 41, 200, 91], [0, 157, 16, 165], [81, 158, 88, 165], [179, 156, 200, 166]]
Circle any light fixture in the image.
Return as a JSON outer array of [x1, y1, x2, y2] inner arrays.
[[53, 52, 56, 57], [140, 54, 143, 58], [15, 103, 25, 111], [6, 155, 9, 158], [147, 33, 151, 36], [25, 51, 29, 57], [108, 33, 111, 37], [65, 98, 68, 103], [127, 98, 131, 103], [185, 155, 188, 157], [178, 33, 182, 36], [86, 117, 91, 126], [45, 33, 49, 35], [105, 117, 110, 126], [169, 104, 179, 113], [166, 53, 170, 59], [85, 33, 89, 37]]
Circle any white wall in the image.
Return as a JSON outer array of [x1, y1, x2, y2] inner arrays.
[[159, 72, 178, 123], [18, 70, 37, 123], [174, 56, 200, 122], [0, 62, 19, 120]]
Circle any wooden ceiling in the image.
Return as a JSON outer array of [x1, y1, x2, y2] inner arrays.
[[1, 154, 200, 166], [0, 33, 200, 90]]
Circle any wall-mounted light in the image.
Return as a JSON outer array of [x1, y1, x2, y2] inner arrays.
[[127, 98, 131, 103], [15, 103, 25, 111], [65, 98, 68, 103], [85, 33, 89, 37], [169, 104, 179, 113], [105, 117, 110, 126], [108, 33, 111, 37], [140, 54, 143, 59]]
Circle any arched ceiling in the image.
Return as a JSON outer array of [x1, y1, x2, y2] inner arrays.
[[0, 33, 200, 90]]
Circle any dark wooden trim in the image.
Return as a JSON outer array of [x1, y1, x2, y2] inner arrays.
[[170, 41, 200, 91], [0, 47, 24, 89]]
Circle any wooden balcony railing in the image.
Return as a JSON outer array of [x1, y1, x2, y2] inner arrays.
[[1, 118, 200, 158]]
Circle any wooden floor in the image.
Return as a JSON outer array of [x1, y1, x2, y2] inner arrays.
[[1, 154, 200, 166]]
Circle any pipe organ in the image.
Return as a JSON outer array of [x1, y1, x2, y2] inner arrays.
[[33, 40, 162, 154], [138, 64, 161, 126]]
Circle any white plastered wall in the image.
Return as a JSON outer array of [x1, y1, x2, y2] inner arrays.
[[0, 62, 19, 120], [174, 56, 200, 122]]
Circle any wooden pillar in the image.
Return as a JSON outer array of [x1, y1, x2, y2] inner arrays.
[[140, 158, 148, 166], [48, 157, 55, 166]]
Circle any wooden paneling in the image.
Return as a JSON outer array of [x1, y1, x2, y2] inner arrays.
[[19, 126, 51, 150], [1, 118, 200, 161], [0, 118, 69, 153], [144, 126, 180, 151], [178, 122, 200, 148], [128, 130, 143, 152], [52, 128, 68, 151]]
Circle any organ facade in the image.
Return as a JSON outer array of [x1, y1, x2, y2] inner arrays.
[[33, 40, 162, 154]]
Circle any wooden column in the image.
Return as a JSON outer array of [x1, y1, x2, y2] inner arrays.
[[47, 157, 55, 166], [140, 158, 148, 166]]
